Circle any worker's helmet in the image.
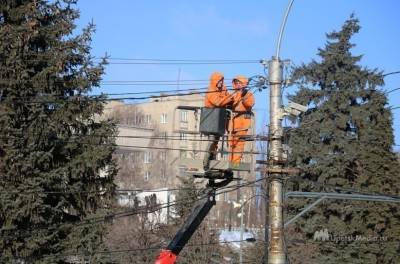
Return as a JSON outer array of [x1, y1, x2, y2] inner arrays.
[[232, 75, 249, 89]]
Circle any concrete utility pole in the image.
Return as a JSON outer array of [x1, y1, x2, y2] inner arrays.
[[266, 1, 294, 263], [267, 56, 286, 264]]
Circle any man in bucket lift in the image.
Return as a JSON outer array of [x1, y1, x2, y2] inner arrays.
[[203, 72, 233, 169], [229, 75, 254, 167]]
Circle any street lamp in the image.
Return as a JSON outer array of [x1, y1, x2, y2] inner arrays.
[[266, 1, 295, 263], [234, 194, 269, 264]]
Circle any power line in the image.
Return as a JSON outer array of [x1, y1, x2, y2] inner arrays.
[[384, 87, 400, 94], [0, 178, 265, 239], [383, 71, 400, 77], [104, 143, 261, 155], [0, 182, 258, 196], [0, 78, 237, 88], [102, 86, 208, 96], [0, 80, 210, 85], [287, 175, 400, 200], [41, 239, 256, 261], [103, 58, 259, 62], [0, 135, 262, 155], [100, 82, 209, 86], [0, 84, 260, 104], [101, 78, 234, 83], [105, 61, 258, 65], [0, 133, 265, 143], [2, 56, 259, 62], [1, 59, 259, 66], [0, 89, 209, 103]]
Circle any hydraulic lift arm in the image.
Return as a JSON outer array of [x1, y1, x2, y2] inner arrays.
[[154, 188, 216, 264], [155, 106, 236, 264], [154, 176, 232, 264]]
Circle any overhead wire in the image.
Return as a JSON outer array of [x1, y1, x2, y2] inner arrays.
[[287, 175, 400, 200], [0, 139, 263, 155], [41, 239, 257, 261], [0, 76, 267, 244], [383, 71, 400, 77], [1, 57, 260, 64], [104, 61, 257, 65], [0, 83, 265, 150], [0, 73, 268, 102], [0, 134, 267, 144], [102, 58, 259, 62], [0, 84, 259, 104], [0, 177, 266, 240], [0, 180, 258, 196]]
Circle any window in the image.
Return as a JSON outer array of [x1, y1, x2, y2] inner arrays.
[[161, 168, 166, 180], [128, 151, 142, 164], [144, 171, 150, 181], [145, 114, 151, 125], [160, 113, 167, 124], [180, 110, 188, 129], [144, 151, 152, 163], [180, 110, 188, 123], [180, 150, 186, 159], [135, 114, 142, 126], [133, 151, 141, 163], [160, 151, 166, 161], [224, 192, 229, 201]]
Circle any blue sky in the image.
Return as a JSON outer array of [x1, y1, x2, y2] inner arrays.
[[75, 0, 400, 148]]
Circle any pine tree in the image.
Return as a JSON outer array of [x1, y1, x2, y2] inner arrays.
[[286, 15, 400, 263], [0, 1, 117, 263]]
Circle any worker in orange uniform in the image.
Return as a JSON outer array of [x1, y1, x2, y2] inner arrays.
[[203, 72, 233, 170], [204, 72, 232, 108], [229, 75, 255, 166]]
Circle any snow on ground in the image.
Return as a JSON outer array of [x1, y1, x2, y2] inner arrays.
[[219, 229, 255, 249]]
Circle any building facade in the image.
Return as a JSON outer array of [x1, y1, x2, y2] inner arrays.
[[104, 93, 258, 228]]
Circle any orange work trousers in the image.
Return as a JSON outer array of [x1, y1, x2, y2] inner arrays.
[[229, 116, 251, 165]]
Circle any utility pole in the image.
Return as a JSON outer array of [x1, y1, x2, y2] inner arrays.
[[267, 57, 286, 264], [266, 1, 294, 263]]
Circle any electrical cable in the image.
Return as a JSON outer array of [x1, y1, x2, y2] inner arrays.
[[287, 175, 400, 200], [383, 71, 400, 77], [40, 239, 257, 261], [0, 84, 259, 104], [0, 183, 257, 196], [1, 57, 260, 64], [0, 177, 266, 239], [385, 87, 400, 94], [0, 136, 263, 155], [0, 133, 267, 143]]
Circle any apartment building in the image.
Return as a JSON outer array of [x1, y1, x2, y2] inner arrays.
[[104, 93, 258, 228]]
